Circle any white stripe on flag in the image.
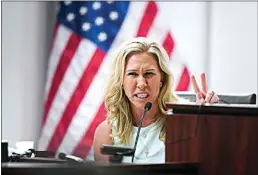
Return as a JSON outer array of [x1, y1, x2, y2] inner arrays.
[[57, 1, 149, 155], [86, 146, 94, 161], [38, 39, 97, 150], [168, 46, 186, 90], [146, 8, 169, 45], [44, 25, 71, 99]]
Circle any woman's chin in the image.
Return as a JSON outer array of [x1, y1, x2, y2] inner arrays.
[[131, 98, 151, 109]]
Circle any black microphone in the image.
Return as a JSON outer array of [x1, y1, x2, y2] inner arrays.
[[131, 102, 152, 162], [58, 152, 84, 163]]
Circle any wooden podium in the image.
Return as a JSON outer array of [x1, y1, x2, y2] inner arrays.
[[165, 103, 258, 175], [2, 162, 198, 175]]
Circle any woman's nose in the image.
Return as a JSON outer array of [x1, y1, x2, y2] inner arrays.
[[136, 76, 147, 90]]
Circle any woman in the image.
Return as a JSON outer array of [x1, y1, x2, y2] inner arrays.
[[93, 37, 219, 163]]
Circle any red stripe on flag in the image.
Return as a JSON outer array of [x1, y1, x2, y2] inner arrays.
[[72, 103, 106, 158], [136, 1, 157, 37], [176, 66, 190, 91], [42, 33, 81, 125], [162, 32, 174, 58], [46, 48, 106, 152]]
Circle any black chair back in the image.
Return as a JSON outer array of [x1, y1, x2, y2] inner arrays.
[[176, 92, 256, 105]]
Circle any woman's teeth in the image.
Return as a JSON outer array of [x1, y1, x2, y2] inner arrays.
[[136, 93, 148, 99]]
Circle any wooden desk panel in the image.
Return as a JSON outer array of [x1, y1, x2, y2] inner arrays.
[[165, 103, 258, 175]]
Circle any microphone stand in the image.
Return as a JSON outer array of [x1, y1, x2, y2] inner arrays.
[[108, 108, 148, 163], [131, 108, 149, 163]]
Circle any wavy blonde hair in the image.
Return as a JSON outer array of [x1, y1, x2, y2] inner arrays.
[[104, 37, 178, 144]]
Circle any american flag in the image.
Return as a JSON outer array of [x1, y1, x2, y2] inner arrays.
[[37, 1, 190, 160]]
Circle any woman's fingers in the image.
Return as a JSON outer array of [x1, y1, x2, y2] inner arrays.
[[191, 73, 219, 104], [196, 92, 205, 105], [196, 98, 205, 105], [201, 73, 208, 94], [191, 75, 203, 95], [191, 75, 206, 100], [205, 91, 219, 103]]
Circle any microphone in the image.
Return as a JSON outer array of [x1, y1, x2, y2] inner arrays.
[[58, 152, 84, 163], [131, 102, 152, 162]]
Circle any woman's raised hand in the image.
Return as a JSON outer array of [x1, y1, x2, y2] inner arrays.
[[191, 73, 219, 104]]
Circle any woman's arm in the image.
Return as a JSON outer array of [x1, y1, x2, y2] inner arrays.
[[93, 120, 113, 162]]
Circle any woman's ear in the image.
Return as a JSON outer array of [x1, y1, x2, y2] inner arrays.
[[160, 81, 163, 87]]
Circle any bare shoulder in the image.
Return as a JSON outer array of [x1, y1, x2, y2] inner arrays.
[[95, 120, 111, 136], [94, 120, 112, 143], [93, 119, 113, 162]]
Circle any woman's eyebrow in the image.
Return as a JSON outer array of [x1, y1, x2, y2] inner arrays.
[[145, 68, 156, 71], [125, 69, 137, 72], [125, 68, 156, 72]]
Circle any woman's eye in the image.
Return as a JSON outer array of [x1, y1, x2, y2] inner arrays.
[[127, 72, 137, 76], [145, 72, 154, 76]]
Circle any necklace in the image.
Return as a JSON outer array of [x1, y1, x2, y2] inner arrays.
[[136, 124, 162, 158], [139, 137, 150, 157], [133, 119, 164, 159], [134, 138, 149, 160], [138, 120, 163, 139]]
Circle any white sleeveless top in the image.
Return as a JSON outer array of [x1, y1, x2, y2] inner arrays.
[[111, 120, 165, 164]]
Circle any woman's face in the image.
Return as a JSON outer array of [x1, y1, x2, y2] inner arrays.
[[123, 52, 162, 111]]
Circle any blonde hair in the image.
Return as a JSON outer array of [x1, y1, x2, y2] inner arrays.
[[104, 37, 178, 144]]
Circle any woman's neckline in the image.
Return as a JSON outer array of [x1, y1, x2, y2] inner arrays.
[[132, 119, 158, 129]]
